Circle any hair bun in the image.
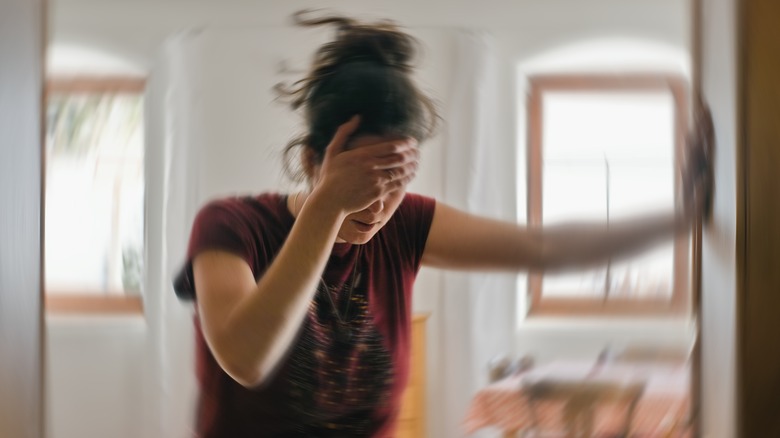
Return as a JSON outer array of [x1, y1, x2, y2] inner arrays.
[[278, 10, 440, 183], [293, 10, 416, 71], [336, 25, 415, 70]]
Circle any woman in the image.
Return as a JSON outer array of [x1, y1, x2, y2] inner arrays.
[[174, 11, 712, 438]]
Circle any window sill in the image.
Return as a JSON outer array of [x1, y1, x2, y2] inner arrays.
[[527, 297, 689, 318], [45, 312, 146, 338], [45, 294, 144, 316], [519, 316, 693, 330]]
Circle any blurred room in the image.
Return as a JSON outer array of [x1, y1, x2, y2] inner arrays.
[[3, 0, 763, 437]]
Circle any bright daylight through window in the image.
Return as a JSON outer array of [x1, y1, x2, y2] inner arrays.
[[527, 76, 690, 316], [45, 83, 144, 300]]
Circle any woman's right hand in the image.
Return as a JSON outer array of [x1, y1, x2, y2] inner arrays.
[[681, 98, 715, 224], [310, 116, 420, 215]]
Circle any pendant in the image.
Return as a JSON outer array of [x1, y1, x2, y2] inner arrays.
[[334, 322, 354, 344]]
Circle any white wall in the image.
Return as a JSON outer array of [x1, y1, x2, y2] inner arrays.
[[46, 317, 146, 438], [51, 0, 686, 71], [700, 0, 738, 435], [46, 2, 693, 437]]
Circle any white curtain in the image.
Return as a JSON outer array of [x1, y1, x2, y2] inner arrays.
[[143, 31, 203, 438], [436, 31, 517, 438], [143, 26, 313, 437]]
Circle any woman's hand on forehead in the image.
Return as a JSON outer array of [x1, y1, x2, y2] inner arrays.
[[311, 117, 419, 215]]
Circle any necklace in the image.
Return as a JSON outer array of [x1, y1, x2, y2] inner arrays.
[[318, 245, 362, 343]]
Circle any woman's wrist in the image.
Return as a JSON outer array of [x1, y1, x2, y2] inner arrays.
[[300, 188, 348, 225]]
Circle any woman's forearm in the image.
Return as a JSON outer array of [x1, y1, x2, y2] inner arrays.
[[422, 202, 691, 273], [537, 210, 690, 272], [212, 193, 345, 386]]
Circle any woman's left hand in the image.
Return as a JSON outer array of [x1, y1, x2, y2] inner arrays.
[[680, 97, 715, 224]]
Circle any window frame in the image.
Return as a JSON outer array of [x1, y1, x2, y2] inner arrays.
[[526, 74, 690, 317], [44, 76, 146, 315]]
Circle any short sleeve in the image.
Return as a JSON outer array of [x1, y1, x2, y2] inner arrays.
[[186, 199, 257, 266], [393, 192, 436, 271], [174, 199, 258, 301]]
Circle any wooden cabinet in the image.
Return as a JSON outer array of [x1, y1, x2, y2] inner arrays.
[[395, 313, 429, 438]]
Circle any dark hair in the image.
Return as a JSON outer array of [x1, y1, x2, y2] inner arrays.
[[276, 10, 440, 182]]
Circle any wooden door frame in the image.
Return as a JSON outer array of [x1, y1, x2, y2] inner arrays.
[[694, 0, 780, 435], [735, 0, 780, 436]]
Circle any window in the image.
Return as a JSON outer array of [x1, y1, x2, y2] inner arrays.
[[44, 77, 145, 314], [527, 75, 690, 316]]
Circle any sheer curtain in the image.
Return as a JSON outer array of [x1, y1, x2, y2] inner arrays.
[[143, 26, 322, 437], [436, 31, 517, 438], [143, 31, 202, 438]]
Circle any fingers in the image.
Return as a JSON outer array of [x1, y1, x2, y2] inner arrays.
[[694, 96, 713, 133], [385, 167, 418, 192], [317, 132, 420, 213], [349, 138, 418, 168], [342, 136, 419, 185], [372, 146, 419, 170], [377, 141, 419, 184], [353, 137, 416, 156], [382, 157, 418, 183], [363, 145, 419, 198], [692, 99, 715, 220], [693, 99, 714, 157], [685, 99, 715, 182], [325, 115, 361, 159]]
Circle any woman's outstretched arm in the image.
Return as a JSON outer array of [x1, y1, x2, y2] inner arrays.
[[421, 203, 688, 273], [423, 104, 713, 273]]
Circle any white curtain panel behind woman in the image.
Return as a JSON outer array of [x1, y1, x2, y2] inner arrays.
[[143, 26, 337, 437], [437, 31, 517, 438], [145, 27, 304, 437], [143, 31, 204, 438]]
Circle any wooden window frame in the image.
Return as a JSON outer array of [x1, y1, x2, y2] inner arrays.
[[526, 74, 690, 317], [44, 76, 145, 315]]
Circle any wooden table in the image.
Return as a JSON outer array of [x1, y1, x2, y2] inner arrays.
[[463, 361, 691, 437]]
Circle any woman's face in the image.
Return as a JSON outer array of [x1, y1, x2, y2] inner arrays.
[[312, 134, 410, 245]]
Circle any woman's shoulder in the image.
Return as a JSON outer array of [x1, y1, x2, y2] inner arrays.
[[385, 192, 437, 235], [198, 192, 282, 211], [190, 192, 294, 244], [195, 192, 290, 221], [396, 192, 436, 219], [378, 192, 437, 268]]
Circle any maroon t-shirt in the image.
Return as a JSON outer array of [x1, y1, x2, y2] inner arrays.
[[174, 192, 436, 437]]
